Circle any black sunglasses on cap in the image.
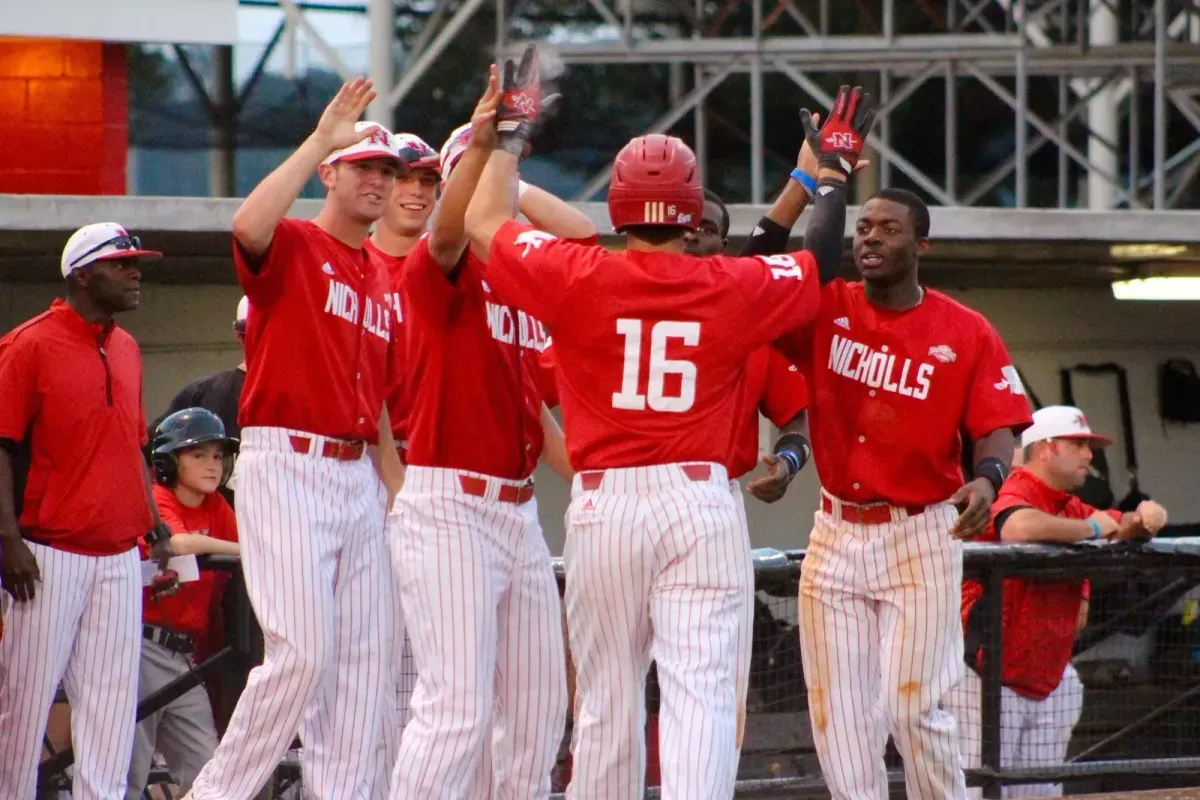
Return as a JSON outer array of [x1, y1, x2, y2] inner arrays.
[[70, 235, 145, 269]]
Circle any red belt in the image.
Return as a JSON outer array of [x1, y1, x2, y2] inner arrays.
[[578, 463, 713, 491], [288, 435, 365, 461], [458, 475, 535, 504], [821, 494, 926, 525]]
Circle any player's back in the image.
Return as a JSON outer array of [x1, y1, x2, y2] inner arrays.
[[548, 247, 817, 470]]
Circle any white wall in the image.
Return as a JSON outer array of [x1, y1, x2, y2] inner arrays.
[[4, 282, 1199, 554]]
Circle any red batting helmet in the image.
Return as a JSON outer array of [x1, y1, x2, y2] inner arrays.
[[607, 134, 703, 233]]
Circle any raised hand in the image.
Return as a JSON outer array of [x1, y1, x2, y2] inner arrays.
[[468, 64, 502, 151], [314, 77, 380, 152], [799, 85, 877, 177], [796, 112, 871, 181], [496, 44, 549, 158]]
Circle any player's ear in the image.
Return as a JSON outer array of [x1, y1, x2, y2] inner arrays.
[[317, 162, 337, 191], [915, 236, 930, 256]]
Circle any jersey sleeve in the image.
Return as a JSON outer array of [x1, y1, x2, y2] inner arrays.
[[537, 341, 560, 409], [0, 335, 40, 443], [721, 250, 821, 349], [233, 217, 307, 309], [399, 234, 471, 324], [484, 220, 606, 327], [963, 321, 1034, 441], [759, 349, 808, 428]]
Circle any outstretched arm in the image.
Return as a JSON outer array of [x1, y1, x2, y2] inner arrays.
[[519, 182, 597, 240], [741, 116, 821, 258], [428, 67, 501, 272], [232, 78, 379, 257]]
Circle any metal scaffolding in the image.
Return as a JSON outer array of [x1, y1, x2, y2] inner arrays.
[[230, 0, 1200, 210]]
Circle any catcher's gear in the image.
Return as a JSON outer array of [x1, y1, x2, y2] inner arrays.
[[607, 133, 703, 233], [151, 407, 238, 488], [439, 122, 473, 182], [497, 43, 545, 158], [395, 132, 440, 173], [800, 85, 877, 177]]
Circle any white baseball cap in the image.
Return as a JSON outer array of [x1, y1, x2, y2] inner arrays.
[[439, 123, 473, 182], [323, 122, 404, 166], [61, 222, 162, 278], [1021, 405, 1114, 448]]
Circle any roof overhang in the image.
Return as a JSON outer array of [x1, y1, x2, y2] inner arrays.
[[3, 194, 1200, 290]]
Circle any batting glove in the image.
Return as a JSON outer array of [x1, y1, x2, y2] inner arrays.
[[497, 43, 553, 159], [799, 85, 877, 177]]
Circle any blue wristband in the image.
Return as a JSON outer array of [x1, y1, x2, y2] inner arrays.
[[779, 450, 801, 478], [1086, 519, 1102, 540], [790, 168, 818, 196]]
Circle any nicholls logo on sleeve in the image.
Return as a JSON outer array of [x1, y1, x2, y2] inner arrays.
[[827, 333, 934, 400], [994, 365, 1025, 395], [323, 279, 391, 343], [514, 229, 557, 258]]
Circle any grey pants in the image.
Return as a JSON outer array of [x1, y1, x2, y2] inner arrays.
[[125, 637, 219, 799]]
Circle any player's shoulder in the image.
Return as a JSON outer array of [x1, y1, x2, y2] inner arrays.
[[0, 309, 55, 351]]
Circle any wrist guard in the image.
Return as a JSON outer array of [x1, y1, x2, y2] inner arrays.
[[974, 456, 1008, 497], [773, 432, 812, 480]]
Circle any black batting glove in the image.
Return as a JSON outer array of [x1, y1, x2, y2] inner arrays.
[[799, 85, 877, 177]]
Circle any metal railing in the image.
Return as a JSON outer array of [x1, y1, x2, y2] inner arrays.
[[37, 538, 1200, 799]]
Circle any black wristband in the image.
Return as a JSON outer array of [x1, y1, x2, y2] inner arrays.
[[740, 216, 792, 257], [773, 432, 811, 478], [974, 457, 1008, 496], [144, 521, 171, 547]]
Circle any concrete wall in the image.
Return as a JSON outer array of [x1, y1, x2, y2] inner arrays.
[[3, 281, 1198, 553]]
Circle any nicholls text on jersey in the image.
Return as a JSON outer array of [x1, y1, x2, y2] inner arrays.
[[828, 333, 934, 400], [324, 278, 392, 343]]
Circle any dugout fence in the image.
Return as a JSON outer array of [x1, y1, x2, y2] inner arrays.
[[37, 538, 1200, 799]]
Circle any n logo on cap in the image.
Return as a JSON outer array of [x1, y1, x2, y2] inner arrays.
[[367, 129, 391, 147]]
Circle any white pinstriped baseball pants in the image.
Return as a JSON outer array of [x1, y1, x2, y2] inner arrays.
[[563, 462, 754, 800], [942, 664, 1084, 799], [388, 466, 567, 799], [0, 543, 140, 800], [798, 495, 968, 800], [188, 426, 395, 800]]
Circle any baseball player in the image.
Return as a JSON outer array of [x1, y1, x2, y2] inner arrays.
[[769, 164, 1034, 797], [943, 405, 1167, 799], [183, 79, 406, 800], [128, 408, 241, 799], [464, 49, 866, 797], [147, 296, 250, 505], [0, 222, 174, 799], [386, 59, 586, 798]]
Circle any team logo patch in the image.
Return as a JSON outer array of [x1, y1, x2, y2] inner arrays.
[[928, 345, 956, 363], [322, 262, 335, 275], [514, 229, 557, 257], [994, 365, 1026, 395], [833, 316, 850, 330]]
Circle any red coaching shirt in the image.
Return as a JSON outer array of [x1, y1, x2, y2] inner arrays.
[[141, 484, 239, 636], [0, 300, 152, 555], [729, 348, 808, 480], [365, 237, 409, 445], [482, 221, 820, 471], [961, 467, 1116, 700], [783, 281, 1032, 507], [236, 218, 393, 444], [400, 236, 562, 480]]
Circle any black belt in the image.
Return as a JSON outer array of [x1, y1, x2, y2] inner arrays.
[[143, 624, 194, 655]]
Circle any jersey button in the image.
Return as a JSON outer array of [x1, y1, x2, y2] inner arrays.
[[358, 416, 366, 424], [858, 435, 866, 443], [853, 482, 861, 490], [869, 390, 877, 397]]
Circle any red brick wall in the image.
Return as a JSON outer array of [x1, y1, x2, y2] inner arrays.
[[0, 38, 128, 195]]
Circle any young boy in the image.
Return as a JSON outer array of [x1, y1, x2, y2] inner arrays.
[[127, 407, 240, 799]]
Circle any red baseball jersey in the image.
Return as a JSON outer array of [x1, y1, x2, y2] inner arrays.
[[235, 218, 393, 444], [961, 468, 1116, 700], [481, 220, 821, 470], [142, 485, 239, 636], [365, 237, 409, 444], [783, 280, 1033, 506], [729, 347, 808, 480], [0, 300, 152, 556], [399, 236, 551, 480], [536, 339, 561, 409]]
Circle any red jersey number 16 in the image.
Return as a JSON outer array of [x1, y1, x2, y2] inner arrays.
[[612, 318, 700, 413]]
